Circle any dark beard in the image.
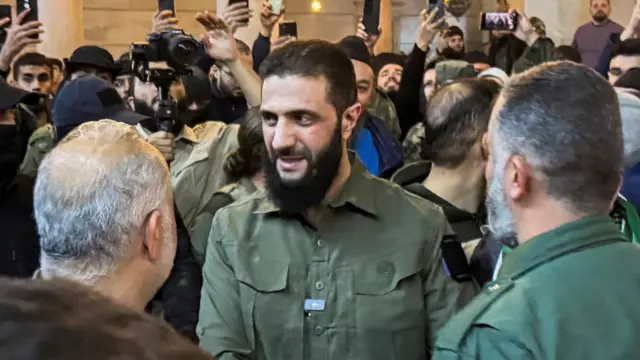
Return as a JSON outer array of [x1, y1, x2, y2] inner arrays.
[[133, 98, 184, 134], [263, 122, 343, 214], [592, 11, 607, 23]]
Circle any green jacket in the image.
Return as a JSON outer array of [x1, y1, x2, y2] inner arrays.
[[197, 158, 477, 360], [19, 124, 55, 178], [433, 215, 640, 359], [368, 88, 401, 139], [190, 177, 258, 267], [512, 37, 564, 74]]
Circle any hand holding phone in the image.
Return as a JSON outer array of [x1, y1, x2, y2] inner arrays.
[[158, 0, 175, 15], [480, 12, 518, 32], [0, 8, 42, 70], [279, 21, 297, 38], [428, 0, 447, 30], [362, 0, 381, 36], [0, 5, 11, 44], [270, 0, 283, 15], [16, 0, 38, 39]]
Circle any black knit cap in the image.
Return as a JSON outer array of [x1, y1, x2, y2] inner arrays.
[[337, 36, 373, 69], [445, 25, 464, 39], [373, 52, 406, 74]]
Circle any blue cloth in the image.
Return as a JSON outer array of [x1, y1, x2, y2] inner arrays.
[[355, 127, 380, 176], [622, 164, 640, 209]]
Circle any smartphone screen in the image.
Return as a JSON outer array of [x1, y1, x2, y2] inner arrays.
[[480, 12, 518, 31], [16, 0, 37, 38], [158, 0, 175, 14], [0, 5, 10, 44], [279, 22, 297, 38], [270, 0, 283, 15], [363, 0, 380, 35]]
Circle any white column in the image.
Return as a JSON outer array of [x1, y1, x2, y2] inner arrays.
[[37, 0, 84, 59]]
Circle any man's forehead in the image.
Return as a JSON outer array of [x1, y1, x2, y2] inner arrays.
[[19, 65, 49, 75], [380, 64, 403, 73], [262, 75, 329, 109]]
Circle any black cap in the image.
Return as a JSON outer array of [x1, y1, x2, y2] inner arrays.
[[373, 52, 406, 74], [0, 78, 42, 111], [64, 46, 121, 80], [337, 36, 373, 70], [52, 76, 150, 140]]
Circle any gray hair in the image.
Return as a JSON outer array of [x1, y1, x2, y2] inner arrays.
[[616, 88, 640, 167], [35, 120, 171, 283], [491, 61, 623, 214]]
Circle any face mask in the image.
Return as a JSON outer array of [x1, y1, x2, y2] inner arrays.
[[0, 125, 23, 190]]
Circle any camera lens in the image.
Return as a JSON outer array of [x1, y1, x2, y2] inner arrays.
[[168, 35, 202, 67]]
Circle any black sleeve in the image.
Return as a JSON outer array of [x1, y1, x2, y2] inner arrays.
[[252, 33, 271, 73], [596, 33, 621, 78], [395, 45, 427, 139], [158, 203, 203, 343]]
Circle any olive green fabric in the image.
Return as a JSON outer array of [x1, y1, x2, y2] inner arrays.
[[512, 38, 565, 75], [136, 122, 239, 233], [191, 177, 258, 267], [368, 88, 401, 139], [197, 157, 477, 360], [433, 215, 640, 359], [19, 124, 55, 178]]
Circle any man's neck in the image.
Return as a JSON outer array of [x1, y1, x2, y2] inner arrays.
[[516, 200, 585, 245], [91, 268, 153, 312], [422, 164, 484, 214], [592, 18, 610, 26]]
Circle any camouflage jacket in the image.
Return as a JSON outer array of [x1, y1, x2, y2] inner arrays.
[[402, 122, 425, 163]]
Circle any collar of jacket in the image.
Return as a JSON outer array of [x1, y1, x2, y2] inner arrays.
[[253, 151, 379, 217], [498, 215, 625, 279], [136, 123, 199, 144]]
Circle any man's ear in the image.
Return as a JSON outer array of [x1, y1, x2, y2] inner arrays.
[[142, 209, 163, 262], [505, 155, 530, 202], [481, 133, 489, 161], [341, 103, 362, 141]]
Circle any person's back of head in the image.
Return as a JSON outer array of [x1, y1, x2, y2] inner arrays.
[[488, 61, 622, 240], [556, 45, 582, 63], [223, 106, 263, 181], [423, 78, 500, 168], [34, 120, 176, 308], [0, 277, 212, 360]]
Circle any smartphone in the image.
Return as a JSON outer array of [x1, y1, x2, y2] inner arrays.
[[158, 0, 175, 14], [480, 12, 519, 31], [279, 21, 297, 38], [440, 235, 472, 283], [16, 0, 37, 39], [363, 0, 380, 36], [228, 0, 249, 24], [0, 5, 10, 44], [270, 0, 283, 15], [428, 0, 447, 29]]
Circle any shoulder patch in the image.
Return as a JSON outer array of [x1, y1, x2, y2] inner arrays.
[[436, 279, 515, 349]]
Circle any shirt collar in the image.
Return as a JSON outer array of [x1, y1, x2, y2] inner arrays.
[[135, 123, 199, 144], [253, 152, 379, 217], [498, 215, 626, 279]]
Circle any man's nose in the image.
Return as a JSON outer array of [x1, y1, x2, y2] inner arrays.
[[271, 118, 297, 151]]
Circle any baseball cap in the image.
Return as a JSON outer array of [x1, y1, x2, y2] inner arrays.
[[0, 78, 42, 111], [52, 76, 150, 140]]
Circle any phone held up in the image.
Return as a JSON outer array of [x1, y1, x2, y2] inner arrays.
[[279, 21, 297, 38], [158, 0, 176, 15], [480, 12, 519, 32], [0, 5, 10, 44], [270, 0, 283, 15], [362, 0, 380, 36], [16, 0, 38, 39]]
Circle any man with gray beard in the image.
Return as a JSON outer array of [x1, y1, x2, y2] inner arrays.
[[433, 61, 640, 359]]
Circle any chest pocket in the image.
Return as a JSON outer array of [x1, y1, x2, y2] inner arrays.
[[235, 250, 303, 358]]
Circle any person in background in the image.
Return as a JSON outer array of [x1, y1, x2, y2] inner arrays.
[[573, 0, 623, 69], [180, 66, 215, 126], [465, 50, 491, 72], [529, 16, 547, 38], [0, 278, 214, 360], [607, 39, 640, 84], [434, 61, 640, 359], [190, 107, 264, 267], [64, 45, 121, 82], [12, 52, 54, 96], [596, 0, 640, 78], [114, 52, 133, 102], [197, 40, 476, 360], [0, 79, 42, 278], [556, 45, 582, 63], [0, 10, 43, 81], [373, 52, 405, 98], [48, 57, 64, 93], [441, 26, 466, 59], [338, 35, 403, 177]]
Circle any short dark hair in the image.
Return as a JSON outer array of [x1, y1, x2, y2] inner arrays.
[[13, 52, 52, 81], [235, 38, 251, 55], [610, 39, 640, 63], [614, 67, 640, 91], [556, 45, 582, 63], [48, 57, 63, 70], [494, 61, 623, 214], [224, 106, 263, 180], [423, 78, 500, 167], [0, 278, 213, 360], [260, 40, 357, 118]]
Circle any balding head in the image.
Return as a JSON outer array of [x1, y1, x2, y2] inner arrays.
[[35, 120, 175, 296], [423, 78, 500, 167]]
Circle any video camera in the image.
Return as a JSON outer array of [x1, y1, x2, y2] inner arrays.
[[129, 29, 203, 132]]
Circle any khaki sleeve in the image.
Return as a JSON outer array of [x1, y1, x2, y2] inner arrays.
[[197, 210, 252, 360], [19, 132, 53, 178], [433, 326, 535, 360], [424, 214, 477, 351]]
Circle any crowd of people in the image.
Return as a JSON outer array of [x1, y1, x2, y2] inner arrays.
[[1, 0, 640, 358]]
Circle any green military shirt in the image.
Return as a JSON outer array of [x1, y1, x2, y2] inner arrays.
[[368, 88, 401, 139], [433, 215, 640, 359], [136, 122, 238, 233], [191, 177, 258, 267], [197, 158, 476, 360], [19, 124, 55, 178]]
